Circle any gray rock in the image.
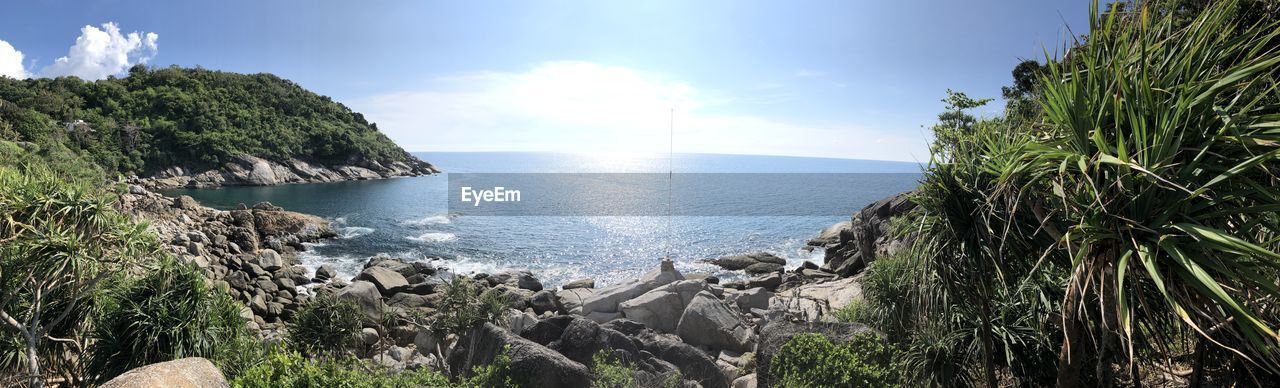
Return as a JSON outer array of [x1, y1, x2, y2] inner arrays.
[[769, 275, 863, 322], [743, 262, 784, 274], [602, 319, 730, 388], [100, 357, 227, 388], [315, 264, 337, 281], [561, 278, 595, 290], [676, 291, 756, 353], [173, 195, 201, 210], [337, 281, 384, 321], [506, 309, 540, 333], [248, 294, 268, 315], [256, 249, 285, 271], [453, 323, 593, 388], [360, 327, 380, 345], [529, 290, 561, 314], [619, 290, 684, 332], [581, 259, 683, 316], [489, 270, 543, 291], [365, 255, 418, 277], [585, 310, 623, 324], [618, 280, 711, 333], [354, 266, 409, 296], [483, 285, 534, 311], [732, 374, 758, 388], [729, 287, 773, 311], [746, 273, 782, 291], [557, 288, 594, 313], [708, 252, 786, 271], [387, 293, 436, 309]]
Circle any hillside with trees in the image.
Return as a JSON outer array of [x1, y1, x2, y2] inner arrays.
[[0, 65, 429, 179]]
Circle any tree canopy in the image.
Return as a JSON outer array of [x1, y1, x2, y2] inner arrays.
[[0, 65, 416, 175]]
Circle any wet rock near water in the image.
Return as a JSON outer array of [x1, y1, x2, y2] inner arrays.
[[133, 153, 439, 190]]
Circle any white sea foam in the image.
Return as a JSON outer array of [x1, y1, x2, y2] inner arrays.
[[339, 226, 374, 239], [401, 214, 452, 226], [406, 232, 457, 243]]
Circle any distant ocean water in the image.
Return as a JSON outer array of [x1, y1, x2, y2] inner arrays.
[[164, 152, 922, 287]]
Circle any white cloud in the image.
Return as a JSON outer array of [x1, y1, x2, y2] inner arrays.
[[351, 61, 925, 162], [39, 22, 158, 80], [0, 39, 27, 79]]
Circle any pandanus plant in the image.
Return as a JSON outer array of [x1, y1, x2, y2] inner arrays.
[[1033, 0, 1280, 385]]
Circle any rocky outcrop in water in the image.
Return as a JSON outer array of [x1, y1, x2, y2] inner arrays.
[[809, 190, 916, 276], [135, 153, 438, 189]]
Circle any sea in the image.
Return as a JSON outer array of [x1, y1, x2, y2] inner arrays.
[[163, 152, 922, 288]]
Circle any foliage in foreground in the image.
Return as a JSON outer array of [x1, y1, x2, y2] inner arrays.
[[88, 258, 250, 383], [591, 350, 681, 388], [0, 161, 154, 387], [231, 346, 511, 388], [769, 332, 898, 388], [288, 294, 364, 356], [861, 0, 1280, 386]]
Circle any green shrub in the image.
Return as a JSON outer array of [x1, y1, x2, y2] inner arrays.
[[0, 162, 153, 385], [230, 349, 451, 388], [232, 345, 510, 388], [288, 295, 364, 356], [424, 276, 507, 337], [770, 332, 898, 388], [592, 350, 636, 388], [88, 258, 250, 382]]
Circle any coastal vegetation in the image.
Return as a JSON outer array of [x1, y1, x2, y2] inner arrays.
[[846, 0, 1280, 386], [0, 65, 417, 176], [2, 0, 1278, 387]]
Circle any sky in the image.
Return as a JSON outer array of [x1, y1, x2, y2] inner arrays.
[[0, 0, 1092, 162]]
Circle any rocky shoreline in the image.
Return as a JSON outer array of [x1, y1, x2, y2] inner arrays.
[[132, 152, 439, 190], [117, 184, 916, 387]]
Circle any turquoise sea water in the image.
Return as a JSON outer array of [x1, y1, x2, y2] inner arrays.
[[165, 152, 922, 287]]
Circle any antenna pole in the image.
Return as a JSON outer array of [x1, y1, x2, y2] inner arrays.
[[666, 107, 673, 261]]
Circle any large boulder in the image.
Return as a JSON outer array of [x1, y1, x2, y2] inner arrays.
[[336, 281, 384, 321], [676, 291, 756, 353], [770, 275, 863, 322], [255, 249, 285, 271], [619, 280, 712, 333], [487, 270, 544, 291], [727, 287, 773, 311], [251, 210, 336, 242], [604, 320, 730, 388], [354, 266, 410, 296], [523, 316, 723, 388], [100, 357, 227, 388], [557, 288, 595, 314], [820, 191, 915, 276], [707, 252, 786, 274], [453, 323, 593, 388], [561, 278, 595, 290], [364, 255, 421, 278], [580, 259, 683, 316]]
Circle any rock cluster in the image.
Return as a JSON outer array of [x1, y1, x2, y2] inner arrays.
[[118, 186, 337, 331], [808, 190, 916, 276], [704, 252, 787, 274], [135, 153, 438, 190], [113, 185, 914, 387]]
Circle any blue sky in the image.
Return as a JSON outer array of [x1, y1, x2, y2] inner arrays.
[[0, 0, 1091, 162]]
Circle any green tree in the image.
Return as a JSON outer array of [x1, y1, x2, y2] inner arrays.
[[0, 162, 155, 387]]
